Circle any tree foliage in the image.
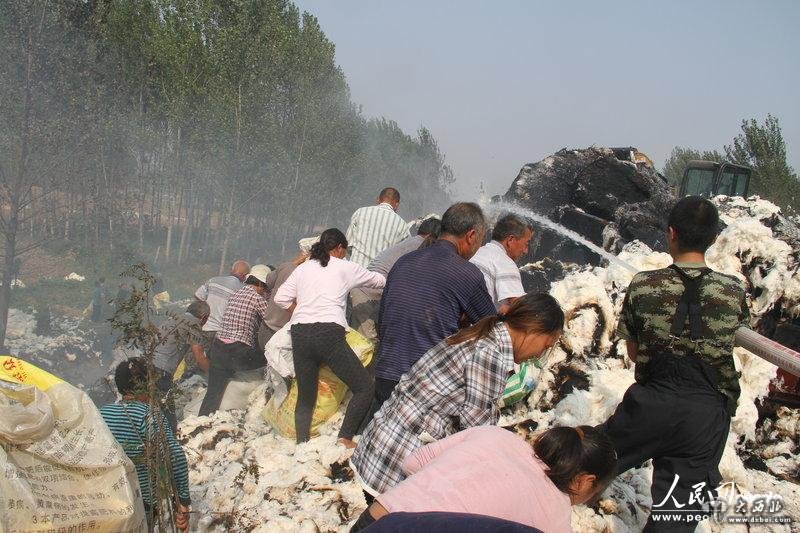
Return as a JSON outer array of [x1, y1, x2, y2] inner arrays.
[[109, 264, 183, 532], [0, 0, 454, 343], [725, 114, 800, 211], [662, 147, 725, 186], [663, 115, 798, 211]]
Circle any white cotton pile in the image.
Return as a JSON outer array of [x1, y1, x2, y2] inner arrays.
[[606, 241, 672, 289], [739, 471, 800, 533], [180, 195, 800, 533], [751, 406, 800, 483], [64, 272, 86, 281], [551, 368, 635, 427], [504, 196, 800, 532], [551, 269, 616, 355], [707, 218, 795, 314], [714, 195, 782, 224], [731, 347, 777, 441], [4, 309, 92, 362], [6, 308, 36, 339], [179, 389, 365, 533]]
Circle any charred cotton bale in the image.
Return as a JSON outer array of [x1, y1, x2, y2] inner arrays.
[[503, 147, 676, 265]]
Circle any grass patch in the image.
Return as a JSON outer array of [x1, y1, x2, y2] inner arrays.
[[10, 277, 93, 312], [17, 236, 240, 313]]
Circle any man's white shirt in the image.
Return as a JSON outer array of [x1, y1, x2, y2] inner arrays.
[[470, 240, 525, 309]]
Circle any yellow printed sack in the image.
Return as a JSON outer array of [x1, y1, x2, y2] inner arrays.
[[0, 356, 146, 532], [263, 329, 373, 439]]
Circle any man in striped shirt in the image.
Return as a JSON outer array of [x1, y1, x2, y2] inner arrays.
[[99, 357, 191, 531], [194, 259, 251, 348], [346, 187, 410, 268]]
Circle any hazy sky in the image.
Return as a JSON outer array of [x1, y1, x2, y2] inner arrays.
[[293, 0, 800, 200]]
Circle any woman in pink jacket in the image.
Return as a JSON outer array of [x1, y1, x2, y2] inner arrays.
[[350, 424, 617, 533]]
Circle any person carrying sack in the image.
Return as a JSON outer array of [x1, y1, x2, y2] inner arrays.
[[274, 228, 386, 448], [599, 196, 750, 532]]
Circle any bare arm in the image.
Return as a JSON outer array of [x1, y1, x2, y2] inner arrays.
[[191, 343, 209, 372], [626, 340, 639, 363]]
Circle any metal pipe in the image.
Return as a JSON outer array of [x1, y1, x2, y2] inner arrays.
[[734, 327, 800, 376]]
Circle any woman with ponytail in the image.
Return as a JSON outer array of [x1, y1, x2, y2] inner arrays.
[[351, 293, 565, 495], [350, 424, 616, 532], [274, 228, 386, 447]]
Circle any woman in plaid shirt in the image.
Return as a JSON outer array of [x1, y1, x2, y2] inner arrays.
[[350, 293, 564, 495]]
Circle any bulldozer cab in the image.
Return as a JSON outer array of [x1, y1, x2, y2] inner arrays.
[[679, 160, 752, 198]]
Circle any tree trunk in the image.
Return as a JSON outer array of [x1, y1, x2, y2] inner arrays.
[[0, 198, 19, 348], [201, 196, 211, 261], [138, 187, 145, 249], [177, 186, 193, 265], [100, 143, 114, 251], [280, 223, 289, 259], [218, 194, 234, 275], [49, 184, 57, 237], [185, 191, 200, 261], [166, 126, 184, 264], [0, 6, 38, 347], [165, 219, 173, 263], [81, 175, 88, 248]]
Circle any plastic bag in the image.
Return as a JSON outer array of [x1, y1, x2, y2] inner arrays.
[[266, 366, 290, 407], [152, 290, 170, 310], [264, 324, 294, 378], [263, 329, 373, 438], [181, 368, 265, 417], [219, 368, 264, 411], [0, 356, 146, 532], [499, 359, 542, 408]]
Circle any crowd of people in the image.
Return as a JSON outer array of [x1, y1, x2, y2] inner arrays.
[[97, 188, 746, 533]]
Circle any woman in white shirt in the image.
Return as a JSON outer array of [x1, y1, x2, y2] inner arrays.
[[275, 228, 386, 447]]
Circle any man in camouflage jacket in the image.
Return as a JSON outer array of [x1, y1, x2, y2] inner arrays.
[[600, 196, 749, 532]]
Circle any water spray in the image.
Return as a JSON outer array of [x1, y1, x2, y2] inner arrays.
[[486, 200, 639, 273], [484, 201, 800, 376]]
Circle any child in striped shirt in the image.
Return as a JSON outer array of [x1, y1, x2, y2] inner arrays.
[[100, 357, 191, 531]]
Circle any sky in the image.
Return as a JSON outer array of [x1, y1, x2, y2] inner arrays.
[[293, 0, 800, 200]]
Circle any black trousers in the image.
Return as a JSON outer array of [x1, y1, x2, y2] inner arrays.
[[290, 323, 374, 442], [599, 378, 730, 532], [357, 377, 398, 434], [198, 339, 265, 416]]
